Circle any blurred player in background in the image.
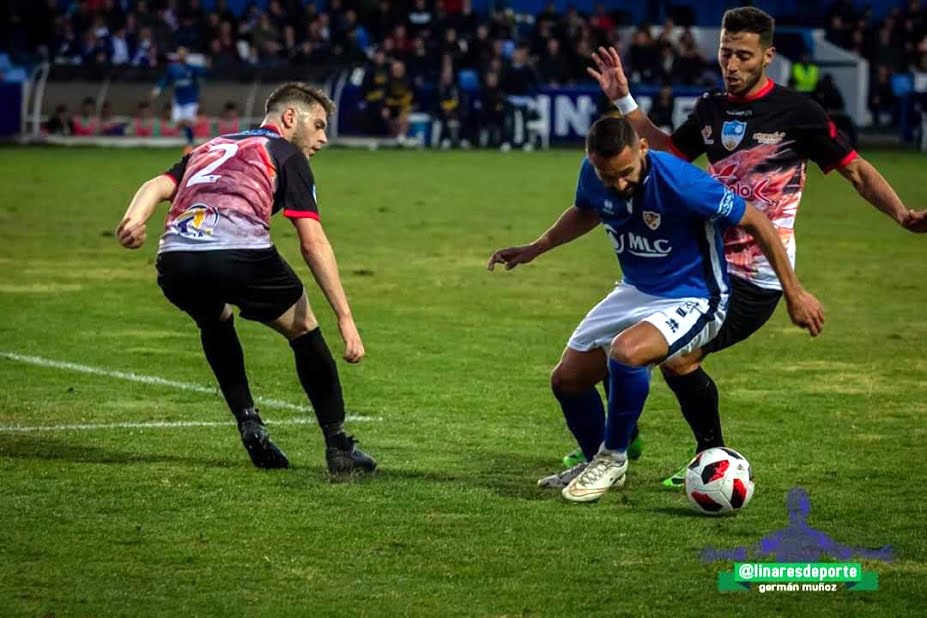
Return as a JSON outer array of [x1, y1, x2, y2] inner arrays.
[[117, 82, 377, 478], [151, 46, 208, 152]]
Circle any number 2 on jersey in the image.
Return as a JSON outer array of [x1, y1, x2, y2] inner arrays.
[[186, 143, 239, 186]]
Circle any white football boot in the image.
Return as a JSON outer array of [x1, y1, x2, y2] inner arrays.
[[561, 447, 628, 502]]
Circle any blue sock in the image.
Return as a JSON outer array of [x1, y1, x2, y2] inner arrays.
[[553, 387, 605, 461], [604, 358, 651, 452], [183, 125, 194, 145]]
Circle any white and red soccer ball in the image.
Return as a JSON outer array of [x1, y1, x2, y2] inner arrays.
[[685, 447, 755, 515]]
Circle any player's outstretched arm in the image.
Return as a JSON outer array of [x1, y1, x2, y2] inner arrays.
[[291, 217, 365, 363], [487, 206, 600, 271], [738, 205, 825, 337], [116, 174, 176, 249], [587, 46, 673, 152], [838, 157, 927, 233]]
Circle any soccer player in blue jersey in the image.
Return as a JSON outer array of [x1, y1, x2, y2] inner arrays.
[[151, 46, 207, 151], [488, 116, 823, 501]]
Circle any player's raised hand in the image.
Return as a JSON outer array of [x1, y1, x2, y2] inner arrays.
[[586, 46, 629, 101], [116, 217, 147, 249], [487, 244, 541, 271], [901, 208, 927, 233], [338, 317, 366, 363], [785, 287, 825, 337]]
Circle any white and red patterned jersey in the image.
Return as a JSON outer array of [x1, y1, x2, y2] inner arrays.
[[668, 81, 857, 290], [159, 125, 319, 254]]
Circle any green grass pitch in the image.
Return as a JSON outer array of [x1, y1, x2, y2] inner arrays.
[[0, 145, 925, 616]]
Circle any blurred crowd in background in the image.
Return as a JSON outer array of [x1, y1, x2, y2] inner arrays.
[[1, 0, 924, 143]]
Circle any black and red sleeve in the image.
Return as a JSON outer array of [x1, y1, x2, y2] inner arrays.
[[163, 155, 190, 188], [667, 97, 706, 162], [278, 152, 320, 220], [792, 98, 858, 174]]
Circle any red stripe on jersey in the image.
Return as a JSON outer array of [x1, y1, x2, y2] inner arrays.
[[823, 150, 859, 174], [261, 123, 282, 135], [828, 120, 837, 139], [258, 143, 276, 178], [726, 78, 775, 103], [668, 138, 694, 161], [284, 209, 320, 220], [163, 172, 178, 185]]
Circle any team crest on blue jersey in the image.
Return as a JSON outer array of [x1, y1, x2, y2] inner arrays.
[[721, 121, 747, 151], [603, 199, 614, 214], [643, 211, 661, 230]]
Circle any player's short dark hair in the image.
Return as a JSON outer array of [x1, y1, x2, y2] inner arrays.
[[722, 7, 775, 48], [586, 116, 639, 158], [264, 82, 335, 116]]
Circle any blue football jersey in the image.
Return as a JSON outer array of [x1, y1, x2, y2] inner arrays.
[[574, 150, 746, 299], [158, 62, 205, 105]]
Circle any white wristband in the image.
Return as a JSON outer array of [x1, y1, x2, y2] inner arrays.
[[612, 94, 639, 116]]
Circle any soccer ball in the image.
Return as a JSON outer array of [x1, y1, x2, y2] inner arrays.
[[685, 447, 754, 516]]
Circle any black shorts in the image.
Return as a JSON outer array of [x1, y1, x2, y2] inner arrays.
[[702, 276, 782, 355], [156, 248, 304, 327]]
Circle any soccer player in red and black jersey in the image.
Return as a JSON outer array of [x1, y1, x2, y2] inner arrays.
[[116, 82, 377, 478], [575, 7, 927, 487]]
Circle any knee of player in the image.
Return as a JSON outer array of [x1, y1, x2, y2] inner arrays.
[[550, 364, 581, 394], [608, 338, 649, 368]]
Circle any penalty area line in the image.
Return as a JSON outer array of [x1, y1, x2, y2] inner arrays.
[[0, 351, 382, 432]]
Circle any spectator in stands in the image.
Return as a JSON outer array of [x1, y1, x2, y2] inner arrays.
[[217, 101, 241, 134], [628, 26, 660, 83], [538, 37, 571, 86], [72, 97, 99, 136], [814, 73, 857, 146], [673, 29, 707, 85], [869, 64, 898, 127], [131, 28, 157, 67], [99, 101, 125, 136], [385, 59, 414, 140], [435, 64, 462, 148], [110, 24, 132, 65], [360, 47, 390, 135], [589, 3, 615, 36], [649, 83, 675, 132], [475, 70, 507, 149], [131, 101, 156, 136], [44, 104, 72, 136], [407, 0, 433, 38], [791, 52, 821, 93], [407, 36, 439, 87]]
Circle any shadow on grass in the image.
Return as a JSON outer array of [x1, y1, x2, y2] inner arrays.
[[0, 433, 237, 468], [376, 451, 559, 502], [647, 505, 715, 518]]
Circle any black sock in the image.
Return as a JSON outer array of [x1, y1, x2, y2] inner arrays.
[[663, 367, 723, 452], [290, 328, 346, 447], [199, 316, 255, 420]]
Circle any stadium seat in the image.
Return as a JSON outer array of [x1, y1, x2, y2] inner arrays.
[[891, 74, 914, 97], [2, 67, 28, 83], [458, 69, 480, 92]]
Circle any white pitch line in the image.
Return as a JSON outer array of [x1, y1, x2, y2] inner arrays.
[[0, 351, 382, 431], [0, 417, 377, 433]]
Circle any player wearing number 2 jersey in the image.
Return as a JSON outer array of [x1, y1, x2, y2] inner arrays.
[[116, 82, 377, 478], [565, 6, 927, 487]]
